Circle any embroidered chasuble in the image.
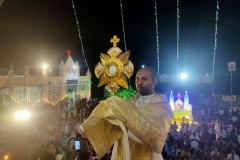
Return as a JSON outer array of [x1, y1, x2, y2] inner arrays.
[[80, 93, 173, 160]]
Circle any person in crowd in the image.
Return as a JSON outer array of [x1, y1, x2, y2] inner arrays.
[[180, 146, 191, 160], [40, 153, 56, 160], [39, 141, 63, 160], [203, 141, 215, 154], [189, 132, 200, 150], [189, 121, 199, 135], [210, 147, 219, 159], [172, 121, 178, 131], [181, 123, 188, 135], [237, 132, 240, 144], [216, 126, 227, 140], [232, 124, 239, 136], [78, 134, 90, 159], [69, 144, 79, 160], [232, 150, 240, 160], [223, 138, 237, 154], [181, 133, 190, 148], [209, 125, 216, 142], [227, 151, 233, 160], [32, 134, 51, 160], [215, 136, 226, 150], [80, 67, 173, 160], [54, 130, 68, 160], [200, 129, 211, 149], [65, 116, 81, 152], [75, 115, 82, 126], [164, 141, 175, 159], [163, 141, 180, 160], [172, 141, 181, 160], [89, 144, 100, 160], [171, 129, 182, 147]]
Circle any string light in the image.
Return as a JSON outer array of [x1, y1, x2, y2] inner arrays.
[[154, 0, 160, 75], [119, 0, 132, 87], [212, 0, 219, 94], [7, 74, 65, 106], [72, 0, 90, 72], [119, 0, 127, 52], [0, 77, 8, 87], [176, 0, 180, 79]]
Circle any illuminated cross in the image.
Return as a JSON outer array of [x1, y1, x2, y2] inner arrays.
[[67, 49, 71, 57]]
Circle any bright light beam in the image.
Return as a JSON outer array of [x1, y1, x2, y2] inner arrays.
[[42, 64, 48, 69], [15, 110, 30, 120], [180, 73, 188, 79]]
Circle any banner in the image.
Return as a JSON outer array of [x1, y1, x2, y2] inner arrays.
[[228, 62, 236, 72]]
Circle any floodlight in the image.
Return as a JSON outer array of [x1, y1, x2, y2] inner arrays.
[[180, 73, 188, 79], [42, 64, 48, 69], [15, 110, 30, 120]]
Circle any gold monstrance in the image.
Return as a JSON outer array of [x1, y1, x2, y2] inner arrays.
[[94, 35, 134, 95]]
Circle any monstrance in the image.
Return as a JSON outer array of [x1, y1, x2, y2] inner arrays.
[[94, 35, 134, 95]]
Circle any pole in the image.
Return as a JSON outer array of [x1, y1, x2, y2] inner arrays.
[[212, 76, 214, 95]]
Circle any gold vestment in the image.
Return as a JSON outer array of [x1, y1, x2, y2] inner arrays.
[[80, 94, 173, 160]]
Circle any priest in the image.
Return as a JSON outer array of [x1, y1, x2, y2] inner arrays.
[[80, 67, 173, 160]]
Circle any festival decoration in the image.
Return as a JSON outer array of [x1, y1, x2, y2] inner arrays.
[[94, 35, 134, 94], [169, 91, 192, 124], [72, 0, 90, 71], [176, 0, 180, 78], [211, 0, 220, 94], [120, 0, 127, 52], [154, 0, 160, 75]]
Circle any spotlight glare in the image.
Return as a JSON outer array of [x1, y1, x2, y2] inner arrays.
[[15, 110, 30, 120], [180, 73, 188, 79], [42, 64, 48, 69]]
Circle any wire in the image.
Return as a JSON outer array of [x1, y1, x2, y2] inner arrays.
[[72, 0, 90, 72], [176, 0, 180, 79], [154, 0, 160, 75], [120, 0, 127, 52], [212, 0, 220, 94], [120, 0, 132, 87]]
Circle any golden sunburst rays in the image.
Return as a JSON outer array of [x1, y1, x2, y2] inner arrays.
[[94, 35, 134, 93]]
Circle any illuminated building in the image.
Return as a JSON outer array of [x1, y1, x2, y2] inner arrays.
[[170, 91, 192, 124], [0, 50, 91, 106]]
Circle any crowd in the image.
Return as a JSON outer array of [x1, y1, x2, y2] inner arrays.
[[0, 98, 101, 160], [1, 98, 240, 160], [163, 106, 240, 160]]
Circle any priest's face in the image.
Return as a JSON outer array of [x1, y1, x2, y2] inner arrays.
[[135, 68, 157, 96]]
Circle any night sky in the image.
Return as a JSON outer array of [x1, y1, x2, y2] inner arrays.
[[0, 0, 240, 95]]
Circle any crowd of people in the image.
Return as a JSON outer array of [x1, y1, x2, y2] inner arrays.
[[0, 98, 101, 160], [163, 109, 240, 160], [1, 95, 240, 160]]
